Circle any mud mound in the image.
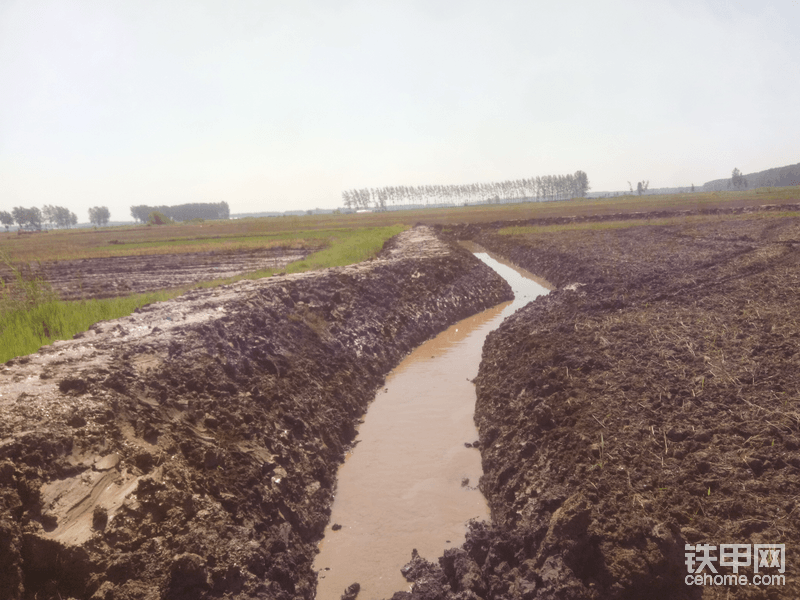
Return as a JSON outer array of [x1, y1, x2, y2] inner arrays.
[[389, 211, 800, 598], [0, 226, 512, 600]]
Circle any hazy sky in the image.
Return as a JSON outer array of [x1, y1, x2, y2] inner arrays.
[[1, 0, 798, 220]]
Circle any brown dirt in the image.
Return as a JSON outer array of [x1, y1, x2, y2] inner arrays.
[[0, 247, 318, 300], [0, 226, 512, 600], [385, 208, 800, 598]]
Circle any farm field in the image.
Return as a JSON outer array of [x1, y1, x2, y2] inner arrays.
[[0, 223, 406, 363], [3, 186, 800, 264], [7, 187, 792, 363], [0, 188, 799, 599]]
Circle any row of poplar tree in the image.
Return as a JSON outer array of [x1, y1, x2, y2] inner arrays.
[[342, 171, 590, 211], [0, 205, 110, 231], [129, 202, 230, 223]]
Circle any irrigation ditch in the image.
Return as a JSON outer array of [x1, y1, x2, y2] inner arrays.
[[313, 248, 550, 600]]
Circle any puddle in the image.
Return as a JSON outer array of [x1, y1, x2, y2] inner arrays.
[[313, 248, 550, 600]]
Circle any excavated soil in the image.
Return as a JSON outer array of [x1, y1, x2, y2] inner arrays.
[[385, 206, 800, 599], [0, 226, 513, 600], [0, 247, 316, 300]]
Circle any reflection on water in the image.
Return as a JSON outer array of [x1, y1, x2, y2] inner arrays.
[[314, 249, 550, 600]]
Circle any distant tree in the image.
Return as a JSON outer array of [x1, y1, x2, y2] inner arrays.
[[42, 205, 57, 228], [574, 170, 590, 197], [691, 183, 695, 192], [39, 205, 78, 228], [730, 168, 748, 190], [57, 207, 74, 228], [89, 206, 111, 226], [636, 180, 650, 196], [12, 206, 42, 230], [131, 205, 151, 223], [131, 202, 228, 222], [342, 170, 591, 209], [0, 210, 13, 231], [59, 207, 77, 228]]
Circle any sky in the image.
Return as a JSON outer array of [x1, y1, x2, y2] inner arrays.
[[1, 0, 798, 220]]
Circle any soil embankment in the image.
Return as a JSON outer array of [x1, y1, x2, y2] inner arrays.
[[388, 208, 800, 599], [0, 226, 512, 600]]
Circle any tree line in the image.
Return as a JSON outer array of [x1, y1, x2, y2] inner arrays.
[[130, 202, 230, 223], [0, 205, 112, 231], [341, 171, 590, 211]]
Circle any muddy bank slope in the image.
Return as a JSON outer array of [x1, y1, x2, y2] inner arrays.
[[388, 212, 800, 599], [0, 226, 512, 600]]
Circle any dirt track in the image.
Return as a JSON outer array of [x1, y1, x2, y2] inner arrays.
[[387, 208, 800, 599], [0, 227, 512, 600]]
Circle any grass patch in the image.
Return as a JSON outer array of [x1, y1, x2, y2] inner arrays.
[[284, 226, 407, 272], [0, 225, 407, 363], [192, 225, 407, 288], [0, 290, 183, 364]]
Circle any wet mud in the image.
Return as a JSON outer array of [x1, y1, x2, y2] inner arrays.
[[0, 226, 512, 600], [386, 208, 800, 599], [0, 247, 316, 300]]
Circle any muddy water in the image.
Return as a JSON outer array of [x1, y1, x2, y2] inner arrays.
[[313, 250, 551, 600]]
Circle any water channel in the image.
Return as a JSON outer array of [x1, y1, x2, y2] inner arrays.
[[314, 247, 551, 600]]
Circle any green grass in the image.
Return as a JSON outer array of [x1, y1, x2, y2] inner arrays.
[[0, 225, 407, 363], [0, 290, 183, 364], [283, 226, 406, 272]]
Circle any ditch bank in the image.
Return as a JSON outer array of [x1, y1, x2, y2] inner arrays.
[[386, 212, 800, 599], [0, 226, 512, 600]]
